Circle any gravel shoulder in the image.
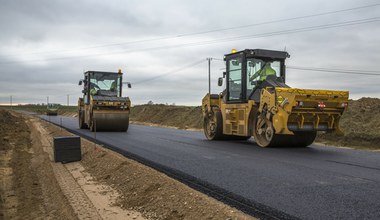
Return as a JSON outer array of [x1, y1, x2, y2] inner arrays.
[[0, 110, 77, 219]]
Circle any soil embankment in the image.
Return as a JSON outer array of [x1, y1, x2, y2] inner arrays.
[[130, 105, 203, 130], [317, 98, 380, 150]]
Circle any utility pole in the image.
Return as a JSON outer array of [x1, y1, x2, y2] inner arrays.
[[206, 58, 212, 112], [47, 96, 49, 106], [67, 94, 69, 106], [207, 58, 212, 95], [10, 95, 12, 109]]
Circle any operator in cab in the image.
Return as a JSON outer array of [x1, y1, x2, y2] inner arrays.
[[90, 82, 98, 96], [249, 61, 276, 81], [110, 80, 117, 92]]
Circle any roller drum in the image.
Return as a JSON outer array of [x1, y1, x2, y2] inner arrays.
[[91, 110, 129, 131]]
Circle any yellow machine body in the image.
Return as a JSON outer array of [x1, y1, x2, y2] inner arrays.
[[201, 49, 349, 147], [46, 103, 59, 116], [78, 70, 131, 132]]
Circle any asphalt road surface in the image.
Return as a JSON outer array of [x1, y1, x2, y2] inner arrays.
[[39, 114, 380, 220]]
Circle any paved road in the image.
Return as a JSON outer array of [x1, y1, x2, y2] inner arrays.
[[40, 114, 380, 219]]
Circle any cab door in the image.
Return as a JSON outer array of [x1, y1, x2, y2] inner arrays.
[[223, 54, 249, 136]]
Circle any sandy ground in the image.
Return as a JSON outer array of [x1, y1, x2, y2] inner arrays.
[[0, 109, 254, 220]]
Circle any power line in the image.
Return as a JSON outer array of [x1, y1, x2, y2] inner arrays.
[[1, 3, 379, 58], [178, 17, 380, 48], [132, 59, 205, 85], [288, 66, 380, 76], [31, 61, 204, 102], [1, 16, 379, 65], [210, 57, 224, 61], [176, 3, 380, 37]]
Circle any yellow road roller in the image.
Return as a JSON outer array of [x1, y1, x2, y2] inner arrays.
[[46, 103, 59, 116], [202, 49, 349, 147], [78, 70, 131, 132]]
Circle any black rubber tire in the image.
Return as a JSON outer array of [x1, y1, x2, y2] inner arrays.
[[253, 110, 274, 147], [255, 131, 317, 148], [203, 109, 224, 140], [253, 109, 316, 147], [79, 110, 88, 129], [89, 113, 95, 132]]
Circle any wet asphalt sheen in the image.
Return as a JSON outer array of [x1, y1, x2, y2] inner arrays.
[[41, 115, 380, 220]]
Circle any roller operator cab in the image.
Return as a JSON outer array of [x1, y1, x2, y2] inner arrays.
[[78, 70, 131, 132], [202, 49, 349, 147]]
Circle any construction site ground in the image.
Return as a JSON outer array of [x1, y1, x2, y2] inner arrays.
[[3, 97, 380, 151], [0, 109, 253, 220], [1, 98, 379, 219]]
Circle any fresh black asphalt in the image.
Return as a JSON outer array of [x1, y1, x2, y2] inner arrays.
[[39, 114, 380, 220]]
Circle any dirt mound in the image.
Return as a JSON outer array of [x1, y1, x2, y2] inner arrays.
[[317, 98, 380, 149], [131, 105, 203, 129]]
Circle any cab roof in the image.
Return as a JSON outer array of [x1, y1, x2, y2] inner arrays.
[[84, 71, 120, 75], [224, 49, 290, 60]]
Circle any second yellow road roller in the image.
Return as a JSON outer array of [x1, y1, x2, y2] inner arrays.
[[78, 70, 131, 132]]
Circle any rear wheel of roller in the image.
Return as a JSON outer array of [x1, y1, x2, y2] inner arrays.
[[253, 110, 317, 147], [203, 107, 223, 140], [253, 110, 276, 147], [89, 113, 95, 132], [79, 110, 87, 129]]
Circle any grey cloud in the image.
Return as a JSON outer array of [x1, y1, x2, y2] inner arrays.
[[0, 0, 379, 105]]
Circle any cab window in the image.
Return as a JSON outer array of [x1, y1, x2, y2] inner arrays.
[[227, 57, 242, 101], [247, 58, 281, 97]]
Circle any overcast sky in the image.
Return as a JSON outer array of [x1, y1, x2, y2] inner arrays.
[[1, 0, 379, 106]]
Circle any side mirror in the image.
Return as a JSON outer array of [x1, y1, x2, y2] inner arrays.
[[223, 72, 226, 78], [122, 82, 132, 88], [78, 80, 83, 86], [218, 77, 223, 86]]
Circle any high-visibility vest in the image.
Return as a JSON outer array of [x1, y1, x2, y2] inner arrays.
[[259, 66, 276, 81], [90, 88, 97, 96]]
